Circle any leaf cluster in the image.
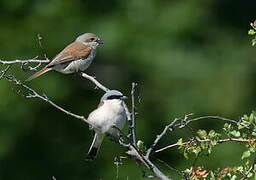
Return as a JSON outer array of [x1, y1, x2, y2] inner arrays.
[[176, 112, 256, 179]]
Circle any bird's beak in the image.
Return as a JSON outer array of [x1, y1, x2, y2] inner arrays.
[[96, 39, 104, 44], [121, 96, 128, 100]]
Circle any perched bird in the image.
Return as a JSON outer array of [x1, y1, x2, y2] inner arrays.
[[26, 33, 103, 81], [86, 90, 127, 161]]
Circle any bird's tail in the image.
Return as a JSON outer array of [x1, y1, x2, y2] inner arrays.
[[25, 67, 52, 81], [86, 133, 104, 161]]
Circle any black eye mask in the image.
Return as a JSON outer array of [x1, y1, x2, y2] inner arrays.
[[106, 95, 123, 100]]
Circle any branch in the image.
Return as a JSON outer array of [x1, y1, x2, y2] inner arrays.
[[146, 117, 181, 157], [0, 59, 49, 65], [2, 74, 88, 124], [113, 126, 171, 180], [145, 114, 238, 154], [155, 137, 254, 153], [127, 145, 171, 180], [0, 65, 11, 79], [80, 72, 109, 92], [129, 82, 137, 145], [185, 115, 237, 125]]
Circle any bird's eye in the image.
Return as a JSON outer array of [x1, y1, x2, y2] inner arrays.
[[90, 38, 95, 41], [107, 95, 122, 100]]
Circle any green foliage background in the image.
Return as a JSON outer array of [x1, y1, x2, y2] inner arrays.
[[0, 0, 256, 179]]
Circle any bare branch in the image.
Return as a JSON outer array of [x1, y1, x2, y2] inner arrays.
[[155, 158, 187, 179], [37, 34, 48, 60], [0, 59, 49, 65], [0, 65, 12, 79], [146, 117, 180, 157], [127, 145, 171, 180], [80, 72, 109, 92], [2, 74, 88, 124], [185, 115, 237, 125], [129, 82, 137, 145], [113, 125, 171, 180]]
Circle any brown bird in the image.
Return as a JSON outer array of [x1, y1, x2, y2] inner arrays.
[[26, 33, 103, 81]]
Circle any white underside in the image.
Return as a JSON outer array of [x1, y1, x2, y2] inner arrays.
[[87, 100, 127, 135], [54, 59, 93, 74], [53, 49, 96, 74]]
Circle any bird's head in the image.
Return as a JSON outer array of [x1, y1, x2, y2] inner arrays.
[[76, 33, 104, 48], [101, 90, 128, 102]]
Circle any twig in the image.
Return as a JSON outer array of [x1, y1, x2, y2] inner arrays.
[[155, 158, 187, 179], [146, 117, 180, 157], [146, 114, 193, 157], [0, 59, 49, 65], [113, 126, 171, 180], [127, 145, 171, 180], [124, 103, 132, 138], [80, 72, 109, 92], [2, 74, 88, 124], [0, 65, 11, 79], [37, 34, 48, 60], [155, 137, 255, 153], [185, 115, 237, 125], [129, 82, 137, 145]]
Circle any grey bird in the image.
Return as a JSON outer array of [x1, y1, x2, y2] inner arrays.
[[26, 33, 103, 81], [86, 90, 127, 160]]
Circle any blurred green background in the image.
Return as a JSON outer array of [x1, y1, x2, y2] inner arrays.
[[0, 0, 256, 179]]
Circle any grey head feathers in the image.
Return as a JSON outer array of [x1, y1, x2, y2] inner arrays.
[[101, 90, 126, 102], [75, 33, 103, 45]]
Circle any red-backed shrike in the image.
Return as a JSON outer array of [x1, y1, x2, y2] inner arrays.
[[26, 33, 103, 81], [86, 90, 127, 160]]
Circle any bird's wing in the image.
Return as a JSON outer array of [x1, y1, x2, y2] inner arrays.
[[47, 42, 91, 68]]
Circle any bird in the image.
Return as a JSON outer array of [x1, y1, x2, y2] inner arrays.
[[26, 33, 103, 81], [86, 90, 127, 161]]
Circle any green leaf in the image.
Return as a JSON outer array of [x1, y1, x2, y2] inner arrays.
[[252, 38, 256, 46], [197, 130, 207, 139], [208, 147, 212, 154], [210, 140, 218, 146], [242, 150, 251, 159], [209, 130, 216, 138], [192, 146, 201, 156], [176, 138, 183, 146], [249, 113, 255, 122], [137, 140, 145, 150], [230, 175, 237, 180], [248, 29, 256, 35], [184, 152, 189, 159], [230, 130, 241, 137]]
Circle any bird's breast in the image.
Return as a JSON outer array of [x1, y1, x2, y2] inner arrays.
[[89, 101, 126, 134]]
